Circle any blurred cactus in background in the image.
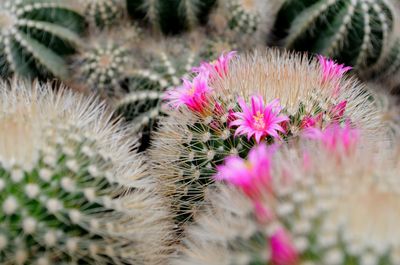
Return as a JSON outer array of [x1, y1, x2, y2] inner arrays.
[[271, 0, 399, 75], [0, 80, 173, 265], [82, 0, 126, 28], [0, 0, 85, 79], [126, 0, 217, 35]]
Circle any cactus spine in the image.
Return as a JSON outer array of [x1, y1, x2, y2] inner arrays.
[[0, 80, 173, 264], [0, 0, 85, 79], [272, 0, 398, 72], [126, 0, 217, 34], [83, 0, 125, 28]]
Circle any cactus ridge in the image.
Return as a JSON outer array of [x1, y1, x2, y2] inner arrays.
[[272, 0, 397, 71], [0, 0, 85, 79]]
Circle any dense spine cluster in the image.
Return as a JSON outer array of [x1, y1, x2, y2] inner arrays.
[[0, 80, 172, 265], [0, 0, 85, 79], [82, 0, 125, 28], [272, 0, 398, 73]]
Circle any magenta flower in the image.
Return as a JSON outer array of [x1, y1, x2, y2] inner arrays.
[[270, 228, 299, 265], [318, 55, 352, 82], [165, 71, 212, 114], [214, 145, 273, 199], [303, 122, 360, 153], [231, 96, 288, 143], [318, 55, 352, 96], [329, 100, 347, 121], [193, 51, 236, 79], [300, 113, 322, 129]]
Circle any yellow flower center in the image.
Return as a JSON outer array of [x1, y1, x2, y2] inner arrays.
[[253, 111, 265, 130]]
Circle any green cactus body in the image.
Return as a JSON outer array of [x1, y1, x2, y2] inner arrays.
[[0, 80, 172, 264], [126, 0, 217, 34], [174, 142, 400, 265], [272, 0, 397, 72], [224, 0, 261, 34], [0, 0, 85, 79], [150, 50, 381, 224], [83, 0, 125, 28]]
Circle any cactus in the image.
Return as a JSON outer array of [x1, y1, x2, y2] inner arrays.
[[126, 0, 217, 35], [149, 49, 382, 224], [0, 80, 173, 264], [174, 139, 400, 265], [70, 24, 141, 96], [0, 0, 85, 79], [213, 0, 283, 38], [82, 0, 125, 28], [271, 0, 398, 73]]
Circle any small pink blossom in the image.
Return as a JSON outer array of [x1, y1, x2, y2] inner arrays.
[[318, 55, 352, 96], [193, 51, 236, 79], [270, 228, 299, 265], [303, 122, 360, 154], [300, 113, 323, 129], [318, 55, 352, 82], [165, 71, 212, 114], [214, 145, 273, 199], [231, 96, 289, 143], [329, 100, 347, 121]]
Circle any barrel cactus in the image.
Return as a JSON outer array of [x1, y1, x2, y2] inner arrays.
[[271, 0, 398, 73], [0, 0, 85, 79], [81, 0, 125, 28], [213, 0, 283, 38], [174, 137, 400, 265], [0, 80, 173, 264], [149, 49, 382, 224], [126, 0, 217, 35]]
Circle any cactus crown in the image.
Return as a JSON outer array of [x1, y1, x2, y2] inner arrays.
[[272, 0, 397, 72], [0, 80, 172, 264], [0, 0, 85, 79]]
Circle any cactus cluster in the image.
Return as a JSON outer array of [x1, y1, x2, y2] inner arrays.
[[0, 0, 85, 79], [127, 0, 217, 35], [150, 49, 382, 224], [272, 0, 399, 73], [175, 138, 400, 264], [0, 80, 172, 264]]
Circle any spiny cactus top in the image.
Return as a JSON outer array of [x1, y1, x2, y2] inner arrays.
[[271, 0, 398, 73], [174, 137, 400, 265], [150, 49, 382, 224], [0, 0, 85, 79], [0, 80, 172, 264], [127, 0, 217, 35]]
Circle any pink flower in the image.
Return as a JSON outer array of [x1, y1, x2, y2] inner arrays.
[[193, 51, 236, 79], [318, 55, 352, 82], [270, 228, 299, 265], [165, 71, 212, 114], [214, 145, 273, 199], [318, 55, 352, 96], [300, 113, 322, 129], [329, 100, 347, 121], [303, 122, 360, 154], [231, 96, 289, 143]]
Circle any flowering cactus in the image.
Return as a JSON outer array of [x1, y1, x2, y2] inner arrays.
[[149, 49, 382, 224], [0, 0, 85, 79], [174, 135, 400, 264], [271, 0, 399, 74], [0, 80, 173, 264]]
